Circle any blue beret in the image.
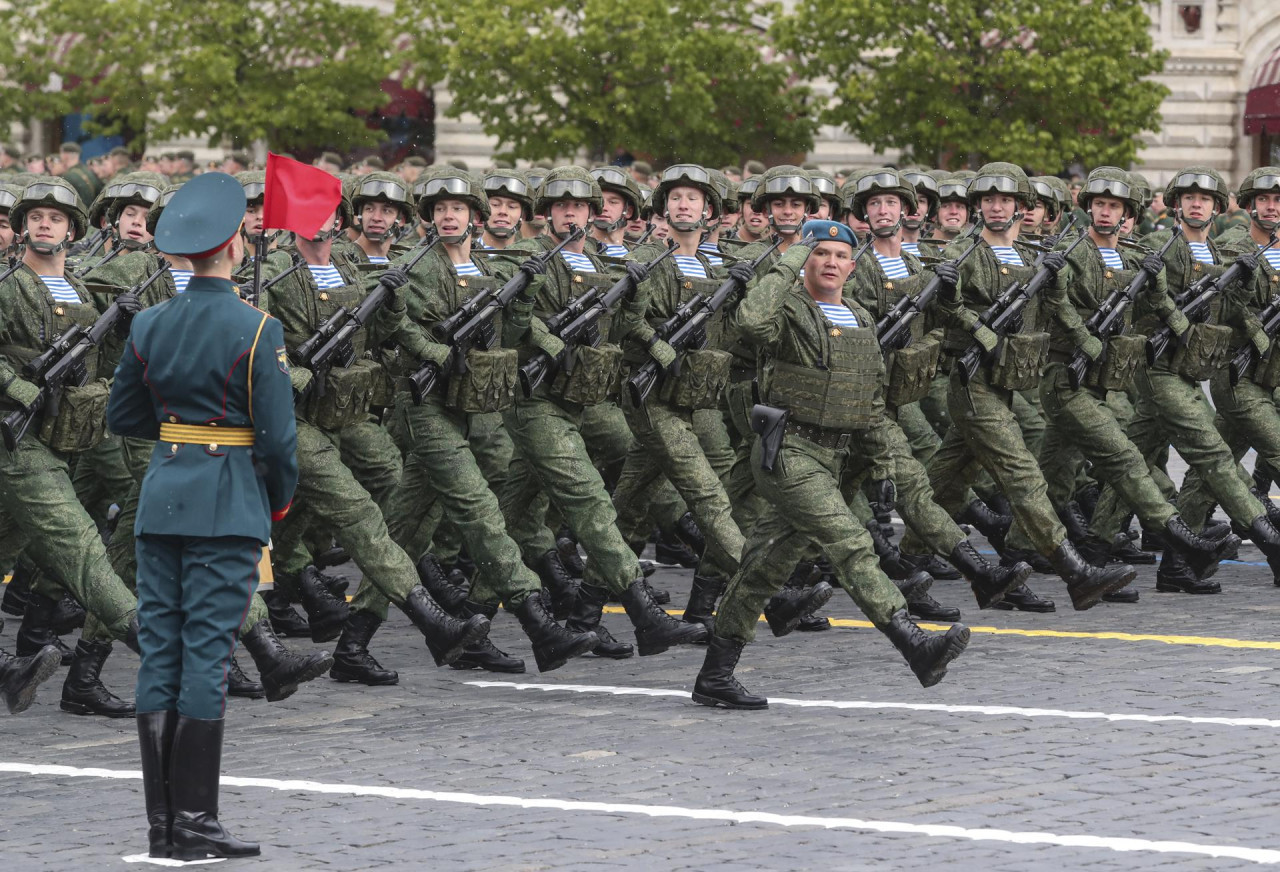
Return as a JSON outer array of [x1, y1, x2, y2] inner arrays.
[[155, 172, 247, 257], [801, 219, 856, 248]]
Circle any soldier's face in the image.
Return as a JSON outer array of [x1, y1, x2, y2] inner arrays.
[[1090, 196, 1126, 230], [1022, 202, 1046, 229], [769, 196, 807, 228], [812, 200, 831, 220], [626, 214, 649, 236], [0, 213, 12, 250], [243, 203, 264, 236], [666, 186, 707, 226], [979, 194, 1017, 225], [804, 241, 854, 295], [1253, 193, 1280, 223], [937, 201, 968, 230], [487, 195, 523, 231], [844, 211, 870, 234], [361, 202, 401, 239], [650, 214, 670, 240], [550, 198, 590, 235], [118, 204, 151, 243], [1151, 191, 1165, 212], [599, 191, 632, 226], [25, 207, 73, 246], [433, 199, 472, 238], [1180, 192, 1215, 221], [26, 158, 44, 174], [719, 209, 737, 231], [741, 201, 768, 233], [865, 194, 903, 233]]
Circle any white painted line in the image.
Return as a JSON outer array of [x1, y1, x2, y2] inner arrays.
[[3, 762, 1279, 865], [122, 855, 224, 866], [464, 680, 1280, 730]]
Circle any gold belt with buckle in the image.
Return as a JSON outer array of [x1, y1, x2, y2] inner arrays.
[[158, 423, 254, 448]]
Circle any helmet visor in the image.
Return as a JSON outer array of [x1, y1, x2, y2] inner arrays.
[[969, 175, 1020, 196], [737, 177, 759, 198], [356, 178, 410, 203], [1030, 180, 1057, 202], [23, 182, 79, 209], [483, 174, 529, 198], [661, 164, 712, 186], [1172, 172, 1220, 193], [590, 167, 631, 188], [763, 174, 813, 196], [1249, 174, 1280, 194], [0, 190, 16, 211], [158, 189, 179, 207], [810, 176, 837, 196], [938, 181, 969, 200], [855, 171, 902, 194], [903, 171, 939, 194], [240, 182, 265, 202], [421, 176, 472, 199], [117, 182, 163, 204], [1084, 177, 1131, 200], [525, 171, 547, 189], [541, 178, 595, 201]]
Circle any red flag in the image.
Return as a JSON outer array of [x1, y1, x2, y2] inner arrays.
[[262, 152, 342, 239]]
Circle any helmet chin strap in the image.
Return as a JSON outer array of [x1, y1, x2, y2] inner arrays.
[[592, 214, 628, 234], [24, 229, 73, 256], [547, 218, 581, 242], [485, 220, 519, 239], [1091, 218, 1121, 237], [982, 209, 1023, 233], [1250, 208, 1280, 233], [901, 217, 923, 231], [1176, 206, 1216, 230], [362, 222, 395, 243], [867, 213, 903, 239], [767, 215, 801, 237]]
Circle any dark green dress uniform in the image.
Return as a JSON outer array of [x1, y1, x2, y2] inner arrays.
[[107, 173, 296, 862]]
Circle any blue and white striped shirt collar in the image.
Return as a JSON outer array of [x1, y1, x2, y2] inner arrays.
[[990, 245, 1024, 266], [901, 242, 921, 257], [307, 263, 346, 289], [560, 251, 596, 273], [601, 243, 628, 258], [1097, 247, 1125, 270], [698, 243, 724, 266], [874, 252, 910, 279], [816, 301, 860, 327], [454, 260, 482, 277], [1261, 244, 1280, 271], [673, 255, 708, 279], [1187, 241, 1214, 265], [40, 275, 80, 305], [168, 268, 193, 294]]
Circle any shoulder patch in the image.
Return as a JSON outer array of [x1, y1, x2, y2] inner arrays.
[[276, 346, 289, 374]]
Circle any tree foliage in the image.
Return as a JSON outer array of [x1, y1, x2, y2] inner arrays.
[[773, 0, 1170, 170], [397, 0, 815, 167], [4, 0, 398, 152]]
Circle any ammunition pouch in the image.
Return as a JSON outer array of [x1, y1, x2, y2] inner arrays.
[[1084, 333, 1145, 392], [766, 359, 880, 432], [303, 359, 381, 430], [659, 348, 732, 410], [37, 379, 109, 453], [749, 403, 789, 472], [1254, 344, 1280, 390], [989, 331, 1049, 392], [552, 342, 623, 406], [885, 335, 941, 407], [1171, 322, 1232, 381], [446, 347, 518, 413]]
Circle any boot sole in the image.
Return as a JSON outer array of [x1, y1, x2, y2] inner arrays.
[[449, 656, 527, 674], [329, 670, 399, 686], [427, 615, 491, 667], [308, 621, 345, 644], [4, 647, 61, 714], [972, 560, 1033, 609], [915, 625, 970, 688], [59, 700, 136, 718], [908, 606, 962, 622], [171, 844, 261, 861], [588, 642, 634, 659], [991, 598, 1056, 613], [1069, 567, 1138, 611], [636, 623, 708, 656], [692, 691, 768, 710], [1155, 581, 1222, 594], [533, 632, 599, 673], [263, 652, 334, 702]]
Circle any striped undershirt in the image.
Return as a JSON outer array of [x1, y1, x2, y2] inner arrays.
[[1187, 241, 1215, 265], [307, 263, 346, 289], [874, 252, 910, 279], [816, 301, 860, 327], [39, 275, 80, 305], [601, 243, 628, 258], [673, 255, 708, 279], [698, 243, 724, 266], [560, 251, 596, 273], [901, 242, 921, 257], [990, 245, 1024, 266], [1097, 248, 1125, 270], [453, 261, 482, 277], [367, 255, 390, 265], [168, 269, 193, 294], [1261, 245, 1280, 271]]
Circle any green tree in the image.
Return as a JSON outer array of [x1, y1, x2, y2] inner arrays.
[[398, 0, 815, 167], [8, 0, 398, 152], [774, 0, 1169, 170]]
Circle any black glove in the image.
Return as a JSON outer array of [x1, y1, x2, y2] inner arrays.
[[794, 232, 821, 251], [114, 294, 144, 337], [727, 260, 754, 287], [870, 478, 897, 516], [1042, 250, 1067, 275], [934, 262, 960, 300], [1141, 252, 1165, 276], [518, 256, 546, 279], [624, 261, 648, 298], [1238, 250, 1261, 274], [378, 266, 409, 291]]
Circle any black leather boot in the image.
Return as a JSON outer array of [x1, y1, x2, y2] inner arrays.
[[1052, 540, 1137, 610], [654, 531, 700, 568], [60, 640, 135, 717], [881, 608, 970, 688], [298, 565, 349, 643], [893, 569, 933, 599], [949, 540, 1028, 609], [673, 511, 706, 556], [1250, 515, 1280, 572], [313, 545, 349, 569], [15, 591, 73, 665], [692, 635, 767, 710], [1155, 548, 1221, 594], [534, 550, 580, 621], [565, 583, 634, 658], [1, 561, 32, 616], [763, 582, 833, 638], [450, 601, 526, 674], [226, 655, 265, 699], [619, 579, 707, 656], [865, 520, 914, 580], [261, 589, 310, 638], [906, 589, 961, 622], [239, 621, 333, 702], [683, 574, 725, 629], [999, 545, 1054, 573], [0, 617, 61, 714], [137, 710, 176, 858], [1075, 536, 1113, 567], [992, 583, 1056, 613], [513, 592, 598, 672], [901, 551, 961, 580], [556, 527, 587, 579], [1056, 501, 1090, 544], [1109, 532, 1157, 565], [1164, 515, 1239, 579], [958, 498, 1011, 550], [398, 586, 490, 667], [50, 592, 86, 635], [169, 716, 260, 861], [330, 611, 398, 685], [415, 553, 469, 617]]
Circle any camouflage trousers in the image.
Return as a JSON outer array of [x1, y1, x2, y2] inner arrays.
[[383, 395, 541, 610], [69, 432, 135, 530], [715, 433, 907, 643], [0, 437, 135, 640], [1177, 371, 1280, 529], [431, 411, 514, 565], [722, 379, 768, 534], [875, 406, 967, 558], [612, 394, 744, 579]]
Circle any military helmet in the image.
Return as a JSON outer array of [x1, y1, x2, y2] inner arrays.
[[1166, 166, 1229, 214], [534, 165, 602, 214], [481, 168, 535, 220], [901, 169, 940, 219], [1045, 176, 1072, 217], [721, 175, 740, 214], [146, 183, 183, 235], [1029, 176, 1062, 221], [850, 168, 919, 220], [105, 171, 167, 225], [350, 170, 415, 224], [935, 172, 971, 205], [750, 164, 821, 213], [1127, 171, 1154, 209], [235, 170, 266, 206], [1077, 166, 1138, 221], [654, 164, 723, 221], [415, 167, 490, 221], [808, 168, 843, 219], [838, 169, 869, 214], [1236, 166, 1280, 209], [524, 167, 549, 193], [737, 176, 760, 203], [707, 168, 736, 216], [589, 165, 643, 218], [11, 177, 88, 241], [0, 182, 21, 216], [637, 185, 655, 221], [968, 162, 1035, 209]]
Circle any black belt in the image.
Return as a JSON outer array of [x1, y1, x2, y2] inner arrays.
[[785, 420, 851, 450]]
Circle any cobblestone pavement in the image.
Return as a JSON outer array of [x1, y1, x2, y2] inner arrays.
[[3, 457, 1280, 871]]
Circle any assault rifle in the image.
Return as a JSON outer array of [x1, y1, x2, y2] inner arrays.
[[876, 224, 982, 351], [519, 238, 678, 398], [1146, 232, 1279, 367], [2, 262, 168, 450], [1064, 227, 1182, 388], [405, 225, 583, 404], [624, 236, 787, 406], [956, 228, 1090, 385]]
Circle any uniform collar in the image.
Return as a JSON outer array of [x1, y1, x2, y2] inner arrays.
[[183, 276, 237, 293]]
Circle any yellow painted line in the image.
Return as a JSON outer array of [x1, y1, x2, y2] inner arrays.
[[601, 606, 1280, 651]]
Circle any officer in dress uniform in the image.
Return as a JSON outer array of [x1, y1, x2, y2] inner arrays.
[[106, 173, 298, 861]]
